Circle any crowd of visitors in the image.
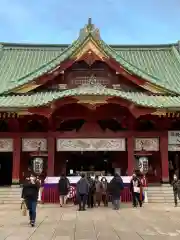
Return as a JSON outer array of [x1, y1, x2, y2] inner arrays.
[[57, 171, 145, 211], [20, 171, 151, 227]]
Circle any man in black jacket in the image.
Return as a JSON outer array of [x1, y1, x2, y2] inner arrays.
[[109, 173, 124, 210], [76, 173, 89, 211], [87, 174, 95, 208], [22, 175, 40, 227], [58, 173, 70, 207]]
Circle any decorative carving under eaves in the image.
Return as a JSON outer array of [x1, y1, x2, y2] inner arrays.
[[73, 76, 109, 86], [0, 138, 13, 152], [77, 75, 106, 92], [134, 138, 159, 151], [49, 84, 67, 90], [76, 96, 108, 106], [112, 84, 121, 90], [58, 84, 67, 90], [82, 50, 101, 66], [56, 138, 126, 151], [22, 138, 47, 152]]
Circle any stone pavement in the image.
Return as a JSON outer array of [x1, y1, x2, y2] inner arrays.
[[1, 204, 180, 239]]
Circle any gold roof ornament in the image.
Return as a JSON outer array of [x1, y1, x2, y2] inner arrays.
[[79, 18, 100, 40]]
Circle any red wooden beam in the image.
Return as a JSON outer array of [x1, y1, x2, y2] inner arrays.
[[35, 59, 76, 85], [108, 97, 155, 118], [0, 130, 166, 139], [105, 57, 146, 86], [27, 107, 53, 118]]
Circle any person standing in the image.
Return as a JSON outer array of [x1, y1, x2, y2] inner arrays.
[[130, 173, 143, 208], [21, 175, 39, 227], [172, 174, 180, 207], [76, 173, 89, 211], [101, 177, 108, 206], [94, 176, 102, 207], [87, 174, 95, 208], [109, 173, 124, 210], [58, 173, 70, 207], [141, 174, 148, 203]]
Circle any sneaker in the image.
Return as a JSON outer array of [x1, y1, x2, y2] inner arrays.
[[31, 221, 35, 227]]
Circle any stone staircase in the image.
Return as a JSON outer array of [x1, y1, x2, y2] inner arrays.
[[0, 185, 176, 204], [147, 184, 174, 203], [0, 186, 22, 204]]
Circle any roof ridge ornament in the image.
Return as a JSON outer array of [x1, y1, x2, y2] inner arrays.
[[87, 18, 94, 32], [79, 18, 101, 40]]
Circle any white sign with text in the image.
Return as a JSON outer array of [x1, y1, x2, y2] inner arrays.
[[168, 131, 180, 145]]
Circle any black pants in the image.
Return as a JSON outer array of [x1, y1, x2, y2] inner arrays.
[[174, 191, 180, 205], [78, 194, 87, 210], [87, 192, 94, 208], [102, 193, 108, 206], [132, 192, 142, 207]]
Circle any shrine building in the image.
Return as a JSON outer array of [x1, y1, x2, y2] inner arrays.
[[1, 19, 180, 186]]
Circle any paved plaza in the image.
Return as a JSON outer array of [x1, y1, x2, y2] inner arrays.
[[1, 203, 180, 239]]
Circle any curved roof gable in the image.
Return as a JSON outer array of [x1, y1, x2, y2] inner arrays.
[[0, 19, 180, 94]]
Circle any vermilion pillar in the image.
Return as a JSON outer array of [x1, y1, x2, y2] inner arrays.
[[127, 136, 134, 175], [160, 133, 169, 183], [47, 137, 55, 176], [12, 137, 21, 184]]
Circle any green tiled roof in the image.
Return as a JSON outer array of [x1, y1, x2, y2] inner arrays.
[[1, 88, 180, 109], [1, 21, 180, 95], [0, 41, 79, 94], [110, 44, 180, 94]]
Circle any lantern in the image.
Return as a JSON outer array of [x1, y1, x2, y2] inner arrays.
[[32, 157, 44, 175], [139, 157, 148, 174]]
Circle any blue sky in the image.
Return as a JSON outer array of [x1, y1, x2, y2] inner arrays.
[[0, 0, 180, 44]]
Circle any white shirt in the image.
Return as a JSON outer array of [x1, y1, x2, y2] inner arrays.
[[133, 180, 140, 193]]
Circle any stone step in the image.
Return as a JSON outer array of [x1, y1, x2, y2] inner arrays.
[[148, 193, 173, 196], [0, 200, 21, 204], [148, 188, 173, 191], [0, 196, 21, 199], [0, 194, 21, 197], [0, 187, 22, 204], [0, 187, 21, 191], [147, 185, 174, 203], [148, 197, 174, 201], [148, 200, 174, 203], [0, 190, 21, 193]]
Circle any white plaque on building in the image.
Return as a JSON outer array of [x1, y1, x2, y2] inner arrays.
[[56, 138, 126, 151], [134, 138, 159, 151], [168, 145, 180, 151], [22, 138, 47, 152], [168, 131, 180, 145], [0, 138, 13, 152]]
